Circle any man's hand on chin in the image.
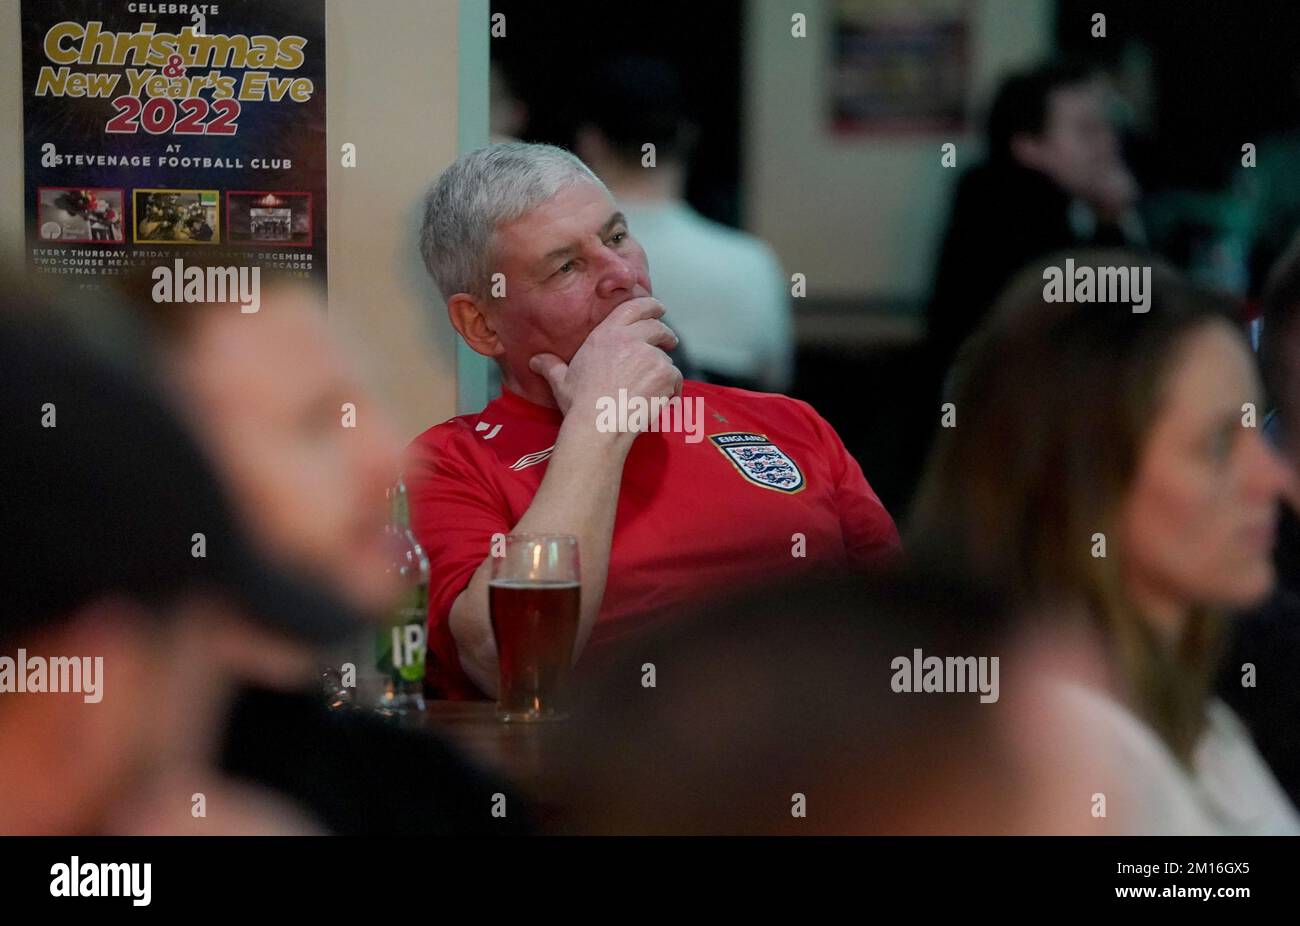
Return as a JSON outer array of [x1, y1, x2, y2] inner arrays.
[[528, 296, 683, 425]]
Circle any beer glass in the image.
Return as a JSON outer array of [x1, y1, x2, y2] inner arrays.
[[488, 534, 581, 722]]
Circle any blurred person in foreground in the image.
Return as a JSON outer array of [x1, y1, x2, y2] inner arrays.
[[574, 55, 794, 393], [1218, 230, 1300, 806], [413, 142, 899, 700], [0, 289, 360, 834], [544, 569, 1124, 835], [103, 269, 403, 619], [909, 250, 1299, 834], [927, 61, 1144, 383], [90, 266, 526, 835]]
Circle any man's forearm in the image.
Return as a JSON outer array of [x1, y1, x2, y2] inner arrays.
[[449, 413, 634, 696]]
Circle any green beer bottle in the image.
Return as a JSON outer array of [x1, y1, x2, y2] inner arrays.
[[376, 476, 428, 715]]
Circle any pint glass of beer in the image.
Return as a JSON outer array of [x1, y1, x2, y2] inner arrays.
[[488, 533, 581, 722]]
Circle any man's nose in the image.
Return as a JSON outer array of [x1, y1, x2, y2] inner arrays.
[[593, 248, 638, 299]]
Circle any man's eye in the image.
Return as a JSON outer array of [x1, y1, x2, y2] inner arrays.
[[557, 261, 574, 274], [609, 231, 627, 244]]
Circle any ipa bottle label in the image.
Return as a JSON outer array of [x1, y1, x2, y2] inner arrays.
[[386, 586, 427, 682]]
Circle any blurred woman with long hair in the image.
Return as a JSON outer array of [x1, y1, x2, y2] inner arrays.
[[909, 249, 1300, 833]]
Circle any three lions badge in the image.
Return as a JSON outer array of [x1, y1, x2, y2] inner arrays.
[[709, 432, 805, 494]]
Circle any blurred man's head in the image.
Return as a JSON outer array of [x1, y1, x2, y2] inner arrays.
[[0, 296, 361, 832], [546, 569, 1109, 835], [105, 269, 404, 616], [420, 143, 654, 405], [988, 61, 1121, 200], [574, 56, 695, 192], [489, 60, 528, 142]]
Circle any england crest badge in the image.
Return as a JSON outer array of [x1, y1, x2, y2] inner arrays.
[[709, 432, 806, 494]]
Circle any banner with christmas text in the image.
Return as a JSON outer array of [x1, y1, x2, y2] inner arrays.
[[22, 0, 326, 291]]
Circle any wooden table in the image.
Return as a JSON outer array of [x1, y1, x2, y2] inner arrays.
[[412, 700, 567, 792]]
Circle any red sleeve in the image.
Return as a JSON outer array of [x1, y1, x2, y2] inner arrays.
[[797, 399, 902, 569], [405, 426, 509, 700]]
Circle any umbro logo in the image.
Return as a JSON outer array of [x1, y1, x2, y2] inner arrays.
[[510, 445, 554, 471]]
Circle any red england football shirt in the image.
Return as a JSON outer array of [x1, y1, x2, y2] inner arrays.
[[406, 380, 900, 699]]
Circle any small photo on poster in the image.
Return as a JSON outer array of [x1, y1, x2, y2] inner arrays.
[[133, 189, 220, 244], [226, 191, 313, 247], [38, 187, 125, 243]]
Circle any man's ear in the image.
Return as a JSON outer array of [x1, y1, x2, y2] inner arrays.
[[447, 293, 505, 359]]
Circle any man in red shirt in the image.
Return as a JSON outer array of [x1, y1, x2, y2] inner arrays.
[[410, 142, 899, 699]]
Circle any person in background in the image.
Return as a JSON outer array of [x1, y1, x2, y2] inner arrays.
[[0, 297, 355, 834], [489, 60, 529, 144], [574, 56, 794, 393], [881, 61, 1148, 516], [909, 250, 1299, 834], [926, 61, 1144, 382], [87, 266, 527, 835], [1238, 63, 1300, 296], [1217, 229, 1300, 807], [412, 142, 899, 701]]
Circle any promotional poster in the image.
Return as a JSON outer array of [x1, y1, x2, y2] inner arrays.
[[21, 0, 326, 289]]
